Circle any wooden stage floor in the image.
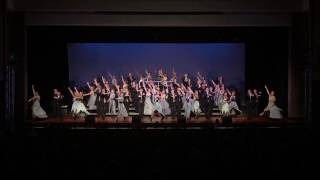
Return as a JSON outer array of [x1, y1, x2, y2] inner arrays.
[[26, 114, 303, 128]]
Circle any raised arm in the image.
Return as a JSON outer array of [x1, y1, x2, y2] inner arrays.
[[68, 87, 74, 97], [28, 96, 36, 102], [107, 72, 113, 80], [174, 80, 180, 88], [94, 78, 98, 86], [32, 85, 36, 96], [121, 75, 125, 84], [142, 80, 147, 92], [83, 91, 92, 97], [226, 89, 232, 96], [74, 87, 79, 94], [101, 76, 106, 85], [197, 72, 203, 80], [219, 76, 223, 84], [264, 85, 270, 95], [211, 80, 217, 87], [87, 82, 91, 89]]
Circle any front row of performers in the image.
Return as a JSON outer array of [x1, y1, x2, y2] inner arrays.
[[28, 71, 283, 121]]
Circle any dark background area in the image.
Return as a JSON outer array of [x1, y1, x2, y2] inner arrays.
[[1, 128, 316, 177], [27, 26, 288, 116]]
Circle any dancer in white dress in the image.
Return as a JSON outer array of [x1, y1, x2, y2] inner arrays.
[[152, 93, 165, 121], [221, 92, 230, 116], [259, 85, 283, 119], [142, 81, 154, 116], [191, 90, 201, 118], [84, 82, 97, 110], [227, 90, 242, 114], [107, 89, 117, 115], [68, 87, 89, 119], [116, 90, 128, 120], [28, 85, 48, 119], [160, 90, 171, 116], [183, 93, 193, 122]]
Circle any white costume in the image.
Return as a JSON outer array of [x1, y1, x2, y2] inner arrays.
[[71, 98, 89, 115], [32, 98, 48, 118], [87, 92, 97, 110], [144, 92, 154, 115]]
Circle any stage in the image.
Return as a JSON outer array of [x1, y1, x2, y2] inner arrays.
[[26, 114, 302, 129]]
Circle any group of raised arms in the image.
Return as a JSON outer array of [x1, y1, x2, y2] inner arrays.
[[29, 68, 283, 121]]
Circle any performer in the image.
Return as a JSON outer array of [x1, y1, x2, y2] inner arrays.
[[197, 81, 206, 112], [217, 87, 225, 111], [157, 68, 164, 81], [246, 89, 257, 119], [107, 89, 117, 115], [253, 89, 262, 115], [182, 74, 190, 87], [227, 89, 242, 114], [28, 85, 48, 119], [130, 82, 140, 115], [221, 92, 230, 116], [183, 92, 193, 122], [211, 80, 220, 107], [161, 73, 168, 87], [95, 85, 107, 120], [109, 73, 118, 89], [152, 94, 165, 121], [203, 87, 213, 119], [168, 88, 178, 119], [217, 76, 224, 87], [259, 85, 283, 119], [117, 89, 128, 120], [127, 72, 135, 87], [191, 90, 201, 119], [160, 90, 171, 116], [138, 87, 145, 119], [68, 87, 89, 120], [123, 87, 131, 113], [175, 88, 183, 118], [145, 69, 152, 82], [52, 88, 64, 120], [143, 81, 154, 120], [84, 82, 97, 111]]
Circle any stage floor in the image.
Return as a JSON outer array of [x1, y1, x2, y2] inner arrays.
[[26, 114, 303, 129]]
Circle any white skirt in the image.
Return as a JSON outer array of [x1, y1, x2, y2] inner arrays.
[[87, 94, 97, 110], [144, 97, 154, 115], [192, 100, 201, 113], [71, 100, 89, 115], [221, 102, 229, 114], [32, 100, 48, 118], [269, 105, 283, 119]]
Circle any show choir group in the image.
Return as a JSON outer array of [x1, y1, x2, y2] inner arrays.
[[28, 68, 283, 121]]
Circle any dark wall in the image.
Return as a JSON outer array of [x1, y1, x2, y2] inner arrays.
[[0, 0, 5, 131], [0, 1, 26, 133], [26, 26, 288, 117], [290, 13, 308, 118], [5, 12, 26, 133], [11, 0, 303, 12], [310, 0, 320, 124]]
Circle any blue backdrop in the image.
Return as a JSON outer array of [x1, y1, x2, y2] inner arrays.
[[68, 43, 245, 93]]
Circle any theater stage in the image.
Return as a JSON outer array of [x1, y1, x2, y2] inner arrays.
[[26, 114, 302, 129]]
